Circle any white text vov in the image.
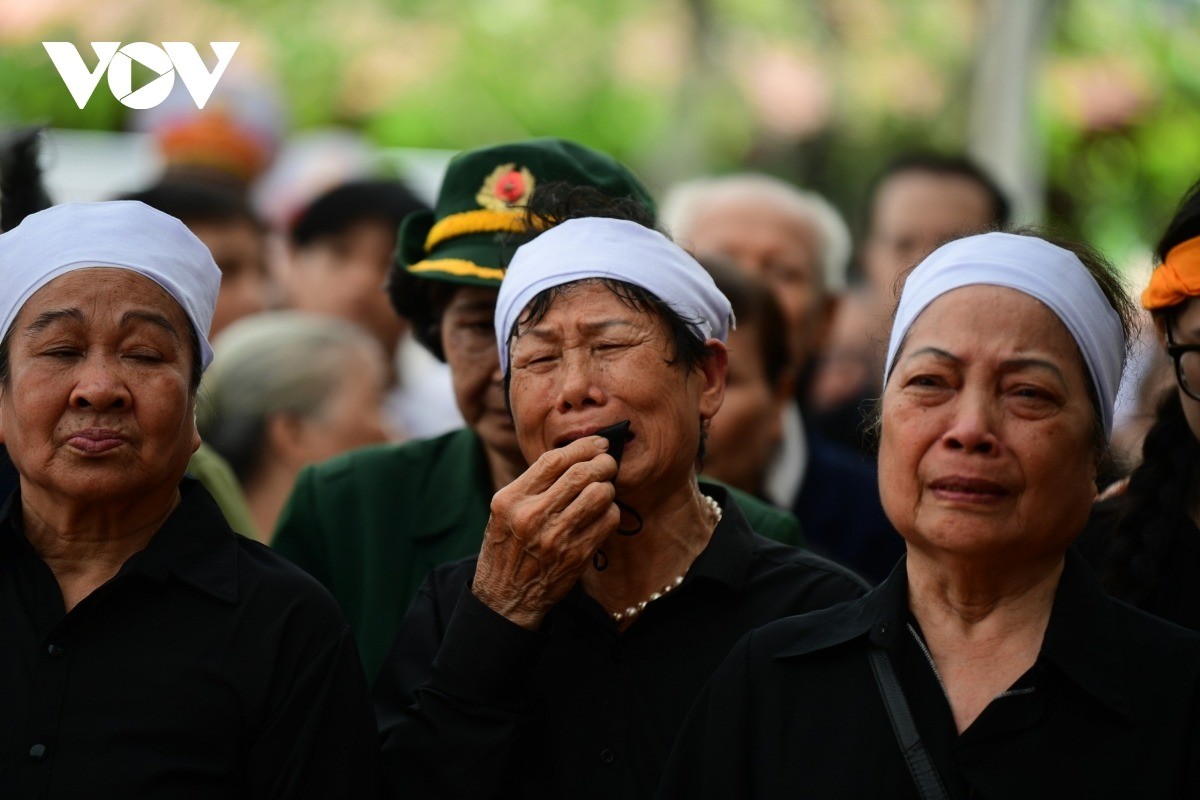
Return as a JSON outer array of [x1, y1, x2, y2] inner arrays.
[[42, 42, 239, 110]]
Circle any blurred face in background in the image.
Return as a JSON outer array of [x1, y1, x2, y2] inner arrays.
[[192, 217, 269, 337], [702, 320, 788, 496], [440, 286, 522, 472], [285, 218, 406, 359], [684, 197, 832, 369], [863, 171, 996, 314]]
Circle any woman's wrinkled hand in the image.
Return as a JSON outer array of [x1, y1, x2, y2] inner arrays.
[[472, 435, 620, 630]]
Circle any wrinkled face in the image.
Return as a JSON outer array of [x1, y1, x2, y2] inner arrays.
[[865, 172, 995, 311], [685, 198, 829, 367], [440, 286, 521, 464], [287, 219, 404, 354], [291, 347, 391, 465], [879, 285, 1098, 563], [192, 218, 269, 337], [507, 282, 725, 498], [0, 269, 201, 504], [703, 322, 785, 494], [1167, 297, 1200, 441]]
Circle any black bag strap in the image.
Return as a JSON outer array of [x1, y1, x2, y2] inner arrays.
[[868, 646, 952, 800]]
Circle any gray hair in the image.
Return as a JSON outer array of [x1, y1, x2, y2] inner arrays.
[[660, 173, 851, 293], [197, 311, 384, 481]]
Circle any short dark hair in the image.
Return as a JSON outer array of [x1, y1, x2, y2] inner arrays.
[[119, 180, 260, 231], [868, 152, 1012, 231], [290, 179, 426, 248]]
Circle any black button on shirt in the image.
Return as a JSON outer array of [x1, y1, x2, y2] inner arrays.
[[0, 479, 379, 799], [373, 483, 868, 800]]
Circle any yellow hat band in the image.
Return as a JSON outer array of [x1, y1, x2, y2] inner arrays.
[[424, 209, 529, 253], [407, 258, 506, 282]]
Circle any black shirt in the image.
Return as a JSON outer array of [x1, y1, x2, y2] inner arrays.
[[373, 483, 867, 800], [658, 549, 1200, 799], [0, 478, 379, 799]]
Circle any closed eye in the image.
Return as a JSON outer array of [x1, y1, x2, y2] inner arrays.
[[514, 352, 559, 370]]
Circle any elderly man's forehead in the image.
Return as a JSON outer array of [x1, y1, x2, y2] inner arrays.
[[690, 193, 817, 235]]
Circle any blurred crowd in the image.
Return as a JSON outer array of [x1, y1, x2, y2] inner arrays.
[[1, 112, 1088, 568]]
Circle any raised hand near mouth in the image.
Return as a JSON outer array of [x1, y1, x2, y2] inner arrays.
[[472, 435, 620, 630]]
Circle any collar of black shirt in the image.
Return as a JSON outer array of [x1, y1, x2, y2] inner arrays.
[[684, 482, 756, 592], [560, 481, 756, 618], [772, 546, 1136, 722], [0, 476, 240, 606]]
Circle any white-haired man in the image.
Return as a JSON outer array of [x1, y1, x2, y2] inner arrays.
[[662, 174, 901, 583]]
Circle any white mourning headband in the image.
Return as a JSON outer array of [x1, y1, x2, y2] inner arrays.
[[0, 201, 221, 370], [495, 217, 734, 375]]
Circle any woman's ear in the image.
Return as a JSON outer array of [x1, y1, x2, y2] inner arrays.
[[698, 339, 729, 421]]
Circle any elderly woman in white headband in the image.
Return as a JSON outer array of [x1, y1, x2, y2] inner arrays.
[[658, 231, 1200, 799], [0, 202, 377, 798], [373, 199, 865, 800]]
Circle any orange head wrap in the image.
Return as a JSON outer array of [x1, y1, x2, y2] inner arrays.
[[1143, 237, 1200, 310]]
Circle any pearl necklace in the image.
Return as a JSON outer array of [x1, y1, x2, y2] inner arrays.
[[609, 494, 722, 624]]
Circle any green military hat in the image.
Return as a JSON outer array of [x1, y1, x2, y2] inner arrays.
[[396, 137, 655, 288]]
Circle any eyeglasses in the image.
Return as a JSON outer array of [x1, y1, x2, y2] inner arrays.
[[1165, 325, 1200, 402]]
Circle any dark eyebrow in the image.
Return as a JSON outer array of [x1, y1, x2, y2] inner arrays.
[[903, 347, 1068, 385], [25, 308, 85, 334], [902, 346, 959, 364], [121, 310, 182, 342]]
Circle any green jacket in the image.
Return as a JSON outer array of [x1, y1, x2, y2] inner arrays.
[[273, 428, 802, 680]]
